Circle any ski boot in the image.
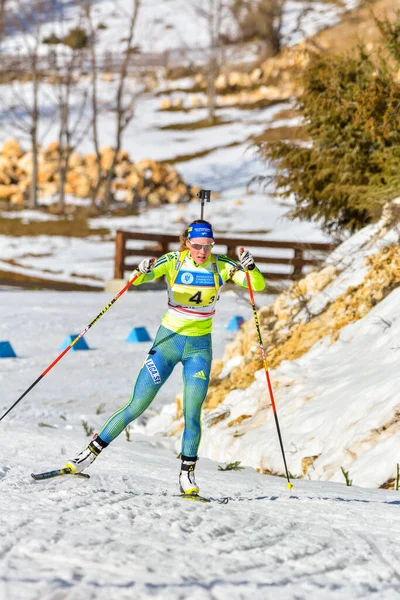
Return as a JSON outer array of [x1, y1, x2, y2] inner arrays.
[[179, 456, 199, 495], [66, 435, 108, 474]]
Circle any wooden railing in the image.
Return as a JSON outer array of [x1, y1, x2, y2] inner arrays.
[[0, 41, 267, 76], [114, 230, 336, 282]]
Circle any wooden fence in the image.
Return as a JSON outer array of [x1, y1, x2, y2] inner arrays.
[[0, 41, 267, 76], [114, 230, 336, 282]]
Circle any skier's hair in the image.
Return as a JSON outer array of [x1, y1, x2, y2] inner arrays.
[[179, 219, 213, 251]]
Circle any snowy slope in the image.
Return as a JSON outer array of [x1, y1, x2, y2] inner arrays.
[[1, 0, 360, 55], [140, 211, 400, 489]]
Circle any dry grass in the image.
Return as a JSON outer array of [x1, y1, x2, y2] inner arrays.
[[307, 0, 400, 56], [159, 141, 240, 164], [0, 216, 110, 238], [159, 116, 232, 131], [0, 269, 103, 291], [251, 124, 308, 145]]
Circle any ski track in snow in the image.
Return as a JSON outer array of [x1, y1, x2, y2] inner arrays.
[[1, 290, 400, 599], [1, 431, 400, 600]]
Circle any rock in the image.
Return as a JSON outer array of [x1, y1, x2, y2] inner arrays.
[[381, 197, 400, 228]]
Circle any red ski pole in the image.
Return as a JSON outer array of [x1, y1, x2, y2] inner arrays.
[[0, 263, 154, 422], [239, 248, 293, 489]]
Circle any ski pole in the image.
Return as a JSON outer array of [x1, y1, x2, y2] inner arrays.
[[239, 248, 293, 490], [0, 262, 154, 422]]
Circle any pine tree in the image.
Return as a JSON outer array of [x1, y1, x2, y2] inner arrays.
[[258, 26, 400, 234]]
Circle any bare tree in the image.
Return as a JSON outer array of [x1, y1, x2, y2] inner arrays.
[[81, 0, 142, 210], [194, 0, 229, 124], [230, 0, 285, 58], [0, 0, 51, 209], [45, 3, 91, 211], [101, 0, 141, 209], [0, 0, 7, 43], [53, 49, 91, 210], [82, 0, 103, 207]]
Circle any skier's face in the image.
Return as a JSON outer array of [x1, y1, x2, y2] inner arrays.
[[186, 237, 214, 264]]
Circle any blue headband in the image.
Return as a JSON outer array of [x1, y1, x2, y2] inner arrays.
[[187, 223, 214, 240]]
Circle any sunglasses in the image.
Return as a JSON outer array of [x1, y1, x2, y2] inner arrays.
[[188, 240, 215, 251]]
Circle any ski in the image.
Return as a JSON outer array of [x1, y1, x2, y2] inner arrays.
[[175, 493, 230, 504], [176, 493, 211, 503], [31, 468, 90, 481]]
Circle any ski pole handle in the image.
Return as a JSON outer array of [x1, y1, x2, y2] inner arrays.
[[0, 259, 156, 422], [238, 247, 255, 303]]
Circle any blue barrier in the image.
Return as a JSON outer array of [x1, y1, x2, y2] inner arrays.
[[0, 341, 17, 358], [59, 335, 90, 351], [125, 327, 152, 343], [226, 316, 245, 331]]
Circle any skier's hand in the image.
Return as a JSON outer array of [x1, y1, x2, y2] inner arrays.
[[138, 258, 155, 274], [238, 249, 255, 271]]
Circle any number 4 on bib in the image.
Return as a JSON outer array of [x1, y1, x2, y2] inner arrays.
[[189, 291, 202, 304]]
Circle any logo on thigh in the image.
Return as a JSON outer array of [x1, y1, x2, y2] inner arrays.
[[145, 358, 161, 384]]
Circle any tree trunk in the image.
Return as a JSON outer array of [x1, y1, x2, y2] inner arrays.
[[29, 133, 38, 209]]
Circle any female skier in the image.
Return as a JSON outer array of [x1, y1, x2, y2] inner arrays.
[[66, 220, 265, 495]]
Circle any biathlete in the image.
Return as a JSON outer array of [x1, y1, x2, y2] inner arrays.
[[66, 220, 265, 495]]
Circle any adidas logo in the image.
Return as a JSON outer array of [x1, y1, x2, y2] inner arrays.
[[193, 370, 207, 380]]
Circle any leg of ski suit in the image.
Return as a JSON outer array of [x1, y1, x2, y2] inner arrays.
[[98, 325, 211, 457]]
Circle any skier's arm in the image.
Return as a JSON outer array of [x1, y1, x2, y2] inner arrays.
[[129, 254, 170, 285], [217, 254, 266, 292]]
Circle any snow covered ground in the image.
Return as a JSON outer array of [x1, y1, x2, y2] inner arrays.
[[1, 274, 400, 599], [0, 0, 352, 287], [2, 3, 399, 597], [2, 428, 400, 600], [0, 102, 331, 287], [1, 0, 360, 56]]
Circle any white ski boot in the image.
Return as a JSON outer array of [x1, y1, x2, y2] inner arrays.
[[66, 435, 108, 474], [179, 457, 199, 495]]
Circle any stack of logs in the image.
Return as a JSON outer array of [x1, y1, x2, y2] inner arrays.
[[0, 139, 198, 207], [160, 43, 312, 110]]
